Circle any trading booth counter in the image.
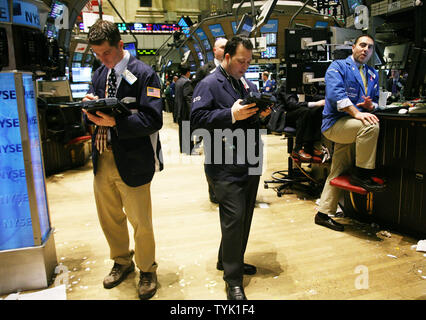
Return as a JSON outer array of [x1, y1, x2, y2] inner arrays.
[[346, 109, 426, 238]]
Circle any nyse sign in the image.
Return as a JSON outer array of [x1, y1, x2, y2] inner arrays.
[[0, 73, 37, 250], [12, 0, 40, 29]]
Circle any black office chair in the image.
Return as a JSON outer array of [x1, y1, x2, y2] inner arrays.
[[264, 126, 325, 197]]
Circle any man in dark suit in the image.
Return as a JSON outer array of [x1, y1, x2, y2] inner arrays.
[[82, 20, 163, 300], [192, 38, 227, 89], [191, 36, 271, 300], [274, 82, 325, 161], [175, 65, 194, 154]]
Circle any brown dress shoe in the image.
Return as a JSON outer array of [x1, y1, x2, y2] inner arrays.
[[312, 148, 323, 157], [138, 271, 158, 300], [103, 261, 135, 289], [297, 149, 312, 162]]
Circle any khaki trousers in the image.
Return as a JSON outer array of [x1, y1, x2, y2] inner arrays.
[[94, 150, 157, 273], [318, 116, 380, 215]]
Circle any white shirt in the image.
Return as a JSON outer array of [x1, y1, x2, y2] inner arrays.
[[106, 50, 130, 96]]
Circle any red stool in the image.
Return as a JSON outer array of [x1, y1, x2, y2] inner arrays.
[[330, 175, 384, 215]]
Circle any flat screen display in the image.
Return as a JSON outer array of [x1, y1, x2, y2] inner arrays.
[[260, 19, 278, 33], [195, 28, 207, 40], [261, 46, 277, 58], [70, 83, 90, 99], [124, 42, 137, 57], [202, 39, 211, 51], [72, 67, 92, 83], [208, 24, 225, 38], [73, 52, 83, 62]]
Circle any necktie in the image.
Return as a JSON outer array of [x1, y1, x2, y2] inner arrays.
[[359, 65, 367, 95], [96, 69, 117, 154]]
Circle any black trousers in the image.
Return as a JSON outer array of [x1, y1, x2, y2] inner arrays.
[[285, 107, 322, 151], [207, 173, 260, 286]]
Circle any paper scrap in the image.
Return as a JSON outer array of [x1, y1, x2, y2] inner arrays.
[[416, 240, 426, 252]]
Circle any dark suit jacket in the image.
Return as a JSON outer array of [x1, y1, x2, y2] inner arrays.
[[87, 55, 163, 187], [190, 67, 262, 181], [175, 75, 193, 122]]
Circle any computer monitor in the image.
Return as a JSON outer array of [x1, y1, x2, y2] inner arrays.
[[236, 14, 253, 37], [208, 24, 225, 38], [383, 43, 410, 70], [124, 42, 138, 57], [72, 67, 92, 83], [202, 39, 211, 51], [195, 28, 208, 40], [261, 46, 277, 59], [70, 83, 90, 100], [36, 79, 72, 103], [206, 51, 214, 62], [73, 52, 83, 62], [193, 43, 201, 52], [263, 33, 276, 45]]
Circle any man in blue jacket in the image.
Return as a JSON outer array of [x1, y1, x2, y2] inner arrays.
[[315, 34, 385, 232], [191, 36, 271, 300], [82, 20, 163, 299]]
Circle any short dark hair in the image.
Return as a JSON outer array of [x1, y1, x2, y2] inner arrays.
[[224, 36, 253, 58], [180, 64, 190, 75], [354, 34, 374, 45], [88, 20, 121, 47]]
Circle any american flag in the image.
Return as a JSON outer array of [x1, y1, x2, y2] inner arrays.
[[147, 87, 161, 98]]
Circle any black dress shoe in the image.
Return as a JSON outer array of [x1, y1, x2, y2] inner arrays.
[[103, 261, 135, 289], [216, 262, 257, 275], [349, 175, 386, 192], [226, 283, 247, 300], [315, 213, 344, 232]]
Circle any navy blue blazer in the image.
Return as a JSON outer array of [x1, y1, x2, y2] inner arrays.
[[87, 55, 163, 187], [190, 67, 262, 181]]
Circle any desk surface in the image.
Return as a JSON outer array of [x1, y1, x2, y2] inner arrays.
[[375, 110, 426, 121]]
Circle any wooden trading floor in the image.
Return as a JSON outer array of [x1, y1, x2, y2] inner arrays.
[[5, 112, 426, 300]]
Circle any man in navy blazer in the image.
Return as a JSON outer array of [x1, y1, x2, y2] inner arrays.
[[82, 20, 163, 300], [191, 36, 271, 300]]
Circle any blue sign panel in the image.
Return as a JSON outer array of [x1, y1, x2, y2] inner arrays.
[[0, 73, 34, 250], [208, 24, 225, 38], [12, 0, 41, 29], [0, 0, 10, 22], [195, 28, 207, 40], [260, 19, 278, 33], [23, 74, 50, 243]]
